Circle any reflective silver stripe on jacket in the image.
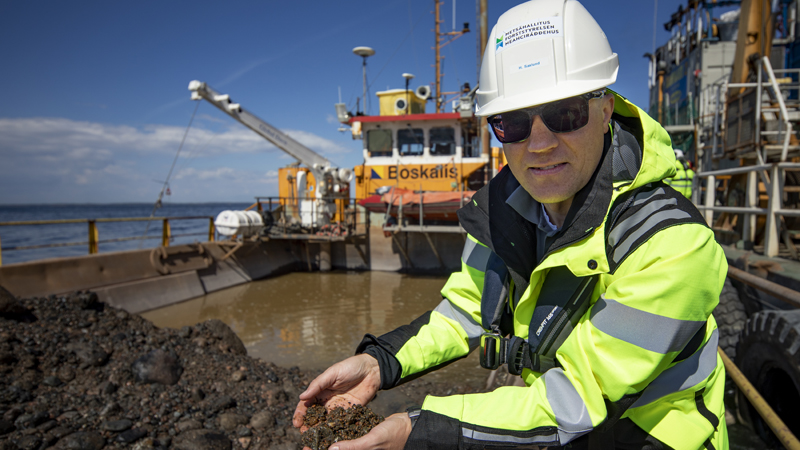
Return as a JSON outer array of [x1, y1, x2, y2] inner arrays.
[[461, 428, 558, 446], [433, 299, 484, 350], [462, 238, 492, 271], [590, 295, 706, 354], [544, 368, 594, 443], [631, 328, 719, 408], [458, 369, 592, 447], [607, 193, 690, 263]]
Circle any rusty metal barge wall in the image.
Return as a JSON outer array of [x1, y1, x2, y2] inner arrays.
[[0, 229, 463, 314], [0, 240, 311, 314]]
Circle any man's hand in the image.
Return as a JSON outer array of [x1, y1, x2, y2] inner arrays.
[[327, 412, 412, 450], [292, 354, 382, 431]]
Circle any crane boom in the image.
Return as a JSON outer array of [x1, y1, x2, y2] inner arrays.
[[188, 80, 332, 170]]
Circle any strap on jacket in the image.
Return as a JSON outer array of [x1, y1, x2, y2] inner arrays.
[[480, 266, 597, 375]]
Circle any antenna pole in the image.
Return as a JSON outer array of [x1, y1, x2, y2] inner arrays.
[[352, 47, 375, 114], [478, 0, 491, 177], [362, 56, 368, 114], [435, 0, 443, 113], [406, 77, 411, 114], [434, 0, 469, 113]]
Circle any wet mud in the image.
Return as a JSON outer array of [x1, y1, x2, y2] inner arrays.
[[300, 404, 383, 450]]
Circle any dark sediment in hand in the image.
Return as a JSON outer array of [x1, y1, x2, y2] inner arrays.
[[301, 404, 384, 450]]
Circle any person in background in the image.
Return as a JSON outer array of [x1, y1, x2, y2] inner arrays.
[[666, 149, 695, 199], [294, 1, 728, 449]]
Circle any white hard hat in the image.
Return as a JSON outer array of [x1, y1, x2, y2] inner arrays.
[[674, 149, 685, 159], [475, 0, 619, 117]]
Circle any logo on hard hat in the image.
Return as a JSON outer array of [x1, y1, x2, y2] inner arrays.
[[497, 17, 563, 53]]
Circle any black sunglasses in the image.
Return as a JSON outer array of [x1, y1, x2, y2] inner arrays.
[[487, 90, 606, 144]]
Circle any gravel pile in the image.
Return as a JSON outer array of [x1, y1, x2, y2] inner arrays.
[[0, 286, 488, 450], [0, 286, 312, 450]]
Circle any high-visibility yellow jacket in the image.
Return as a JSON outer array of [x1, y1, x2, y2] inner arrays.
[[665, 158, 694, 199], [359, 92, 728, 449]]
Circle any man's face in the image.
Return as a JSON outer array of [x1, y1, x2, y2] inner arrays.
[[502, 95, 614, 209]]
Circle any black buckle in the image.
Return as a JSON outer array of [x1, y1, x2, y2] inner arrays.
[[480, 334, 537, 375], [479, 332, 503, 370], [506, 336, 530, 376]]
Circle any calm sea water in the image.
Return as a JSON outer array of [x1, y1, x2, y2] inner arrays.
[[0, 203, 251, 265]]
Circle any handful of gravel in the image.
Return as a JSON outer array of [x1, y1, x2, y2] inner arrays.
[[301, 404, 384, 450]]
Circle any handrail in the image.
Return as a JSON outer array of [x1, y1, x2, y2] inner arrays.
[[761, 56, 794, 162], [4, 233, 209, 251], [0, 216, 213, 226], [251, 196, 367, 240], [0, 215, 215, 266], [697, 162, 800, 178], [694, 162, 800, 257], [727, 265, 800, 309]]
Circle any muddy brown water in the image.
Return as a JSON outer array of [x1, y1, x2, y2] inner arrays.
[[142, 271, 487, 386]]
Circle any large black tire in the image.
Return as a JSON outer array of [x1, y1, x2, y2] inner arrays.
[[714, 278, 747, 359], [736, 310, 800, 448]]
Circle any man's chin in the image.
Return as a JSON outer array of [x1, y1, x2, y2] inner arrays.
[[527, 190, 573, 205]]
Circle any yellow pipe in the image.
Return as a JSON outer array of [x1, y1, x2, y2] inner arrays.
[[162, 219, 171, 247], [88, 221, 99, 254], [208, 218, 215, 243], [718, 348, 800, 450]]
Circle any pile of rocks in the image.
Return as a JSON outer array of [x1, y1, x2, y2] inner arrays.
[[0, 286, 309, 450]]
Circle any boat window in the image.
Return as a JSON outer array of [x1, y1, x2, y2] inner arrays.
[[367, 129, 393, 157], [430, 127, 455, 156], [398, 128, 424, 156], [462, 133, 481, 157]]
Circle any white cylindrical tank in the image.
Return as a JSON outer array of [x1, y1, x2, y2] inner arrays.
[[214, 210, 264, 237], [337, 167, 354, 183]]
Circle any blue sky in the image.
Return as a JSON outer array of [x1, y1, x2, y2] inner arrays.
[[0, 0, 702, 204]]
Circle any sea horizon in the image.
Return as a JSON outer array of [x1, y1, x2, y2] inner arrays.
[[0, 203, 254, 265]]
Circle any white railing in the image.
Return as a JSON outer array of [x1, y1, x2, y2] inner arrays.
[[690, 56, 800, 258], [697, 56, 797, 170], [694, 163, 800, 257]]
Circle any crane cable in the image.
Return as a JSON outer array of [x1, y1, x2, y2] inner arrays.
[[138, 101, 201, 248]]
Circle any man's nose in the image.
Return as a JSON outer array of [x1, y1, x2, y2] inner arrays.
[[526, 115, 558, 152]]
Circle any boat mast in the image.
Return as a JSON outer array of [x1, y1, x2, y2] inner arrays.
[[435, 0, 443, 113], [434, 0, 469, 113], [477, 0, 490, 177]]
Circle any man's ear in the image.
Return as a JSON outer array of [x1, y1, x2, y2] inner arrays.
[[602, 94, 615, 132]]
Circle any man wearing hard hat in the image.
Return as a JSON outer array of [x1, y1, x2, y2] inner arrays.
[[666, 149, 696, 199], [294, 1, 727, 449]]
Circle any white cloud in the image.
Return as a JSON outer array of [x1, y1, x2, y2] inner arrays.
[[0, 117, 347, 203], [0, 117, 350, 161], [197, 114, 228, 124], [283, 129, 350, 155], [174, 167, 237, 181]]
